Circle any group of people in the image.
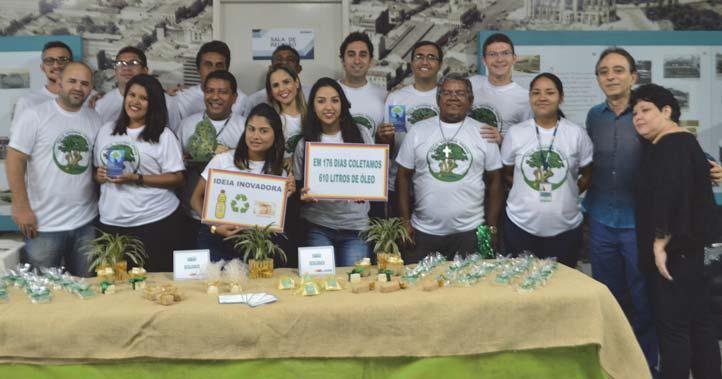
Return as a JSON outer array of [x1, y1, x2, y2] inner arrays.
[[6, 32, 721, 378]]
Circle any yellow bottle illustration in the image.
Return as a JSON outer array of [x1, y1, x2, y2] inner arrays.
[[215, 190, 227, 219]]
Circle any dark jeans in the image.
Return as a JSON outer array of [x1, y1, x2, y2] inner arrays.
[[502, 211, 582, 268], [589, 217, 658, 372], [98, 207, 184, 273], [649, 253, 722, 379], [407, 228, 477, 264]]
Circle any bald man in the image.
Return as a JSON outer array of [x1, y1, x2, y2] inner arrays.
[[7, 62, 101, 277]]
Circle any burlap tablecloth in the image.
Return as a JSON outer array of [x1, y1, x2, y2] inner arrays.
[[0, 265, 648, 379]]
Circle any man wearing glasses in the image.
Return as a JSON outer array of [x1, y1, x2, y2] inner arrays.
[[246, 44, 309, 109], [93, 46, 180, 132], [382, 40, 443, 216], [396, 73, 503, 262], [469, 33, 532, 143], [12, 41, 73, 124]]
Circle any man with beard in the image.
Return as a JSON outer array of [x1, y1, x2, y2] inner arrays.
[[396, 73, 503, 263], [7, 62, 101, 276]]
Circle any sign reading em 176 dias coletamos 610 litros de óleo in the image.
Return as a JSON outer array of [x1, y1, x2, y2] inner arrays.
[[303, 142, 389, 201], [201, 169, 288, 232]]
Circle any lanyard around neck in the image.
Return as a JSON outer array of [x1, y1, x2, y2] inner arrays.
[[534, 120, 559, 171]]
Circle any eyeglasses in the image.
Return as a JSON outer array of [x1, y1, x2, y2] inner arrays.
[[486, 51, 513, 58], [439, 90, 469, 98], [42, 56, 71, 66], [114, 59, 144, 68], [413, 54, 440, 62]]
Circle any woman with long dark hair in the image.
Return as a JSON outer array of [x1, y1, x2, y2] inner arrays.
[[292, 77, 373, 266], [500, 72, 593, 267], [94, 74, 185, 272], [190, 103, 296, 262]]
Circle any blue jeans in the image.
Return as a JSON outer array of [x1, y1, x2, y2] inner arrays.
[[305, 222, 370, 267], [589, 217, 658, 372], [21, 220, 96, 277], [197, 224, 240, 263], [502, 211, 582, 268]]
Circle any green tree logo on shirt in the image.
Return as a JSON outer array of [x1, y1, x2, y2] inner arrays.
[[285, 133, 303, 154], [520, 148, 568, 191], [469, 104, 501, 129], [352, 114, 375, 134], [52, 131, 91, 175], [99, 142, 141, 174], [426, 140, 473, 182], [407, 105, 438, 124], [187, 118, 218, 162]]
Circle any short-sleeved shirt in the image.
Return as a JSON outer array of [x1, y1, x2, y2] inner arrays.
[[293, 126, 374, 231], [9, 100, 101, 231], [281, 113, 303, 160], [11, 87, 98, 134], [383, 85, 439, 191], [396, 116, 502, 235], [94, 122, 185, 227], [201, 150, 288, 179], [501, 118, 594, 237], [339, 80, 387, 137], [468, 75, 532, 135], [583, 102, 641, 229]]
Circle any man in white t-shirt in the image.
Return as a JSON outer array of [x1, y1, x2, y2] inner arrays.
[[93, 46, 181, 132], [246, 45, 310, 109], [396, 73, 503, 263], [6, 62, 101, 277], [12, 41, 73, 126], [178, 70, 246, 230], [338, 32, 387, 218], [172, 41, 249, 120], [381, 41, 442, 217], [469, 33, 532, 141]]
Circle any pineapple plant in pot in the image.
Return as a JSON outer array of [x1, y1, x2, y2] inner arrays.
[[361, 218, 411, 274], [226, 224, 286, 279], [88, 230, 147, 281]]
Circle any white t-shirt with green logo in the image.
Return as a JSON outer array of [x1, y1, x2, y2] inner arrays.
[[501, 118, 593, 237], [94, 122, 185, 227], [282, 113, 303, 160], [339, 80, 386, 137], [9, 100, 100, 232], [383, 85, 439, 191], [396, 116, 502, 236], [293, 126, 374, 231], [469, 75, 532, 135], [178, 111, 246, 155]]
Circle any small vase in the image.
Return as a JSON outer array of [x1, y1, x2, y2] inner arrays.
[[248, 258, 274, 279]]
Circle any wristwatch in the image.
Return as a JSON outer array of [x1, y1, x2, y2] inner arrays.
[[210, 225, 217, 234], [488, 225, 498, 235], [135, 173, 144, 186]]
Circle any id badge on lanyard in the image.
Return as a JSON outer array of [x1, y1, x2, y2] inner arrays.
[[539, 182, 552, 203]]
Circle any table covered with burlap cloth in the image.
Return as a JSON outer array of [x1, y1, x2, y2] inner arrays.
[[0, 265, 648, 379]]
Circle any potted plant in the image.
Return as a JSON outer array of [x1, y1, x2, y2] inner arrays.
[[88, 230, 147, 281], [361, 218, 411, 272], [226, 224, 286, 279]]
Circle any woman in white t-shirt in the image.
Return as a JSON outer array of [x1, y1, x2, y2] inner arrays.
[[293, 78, 374, 267], [500, 73, 593, 267], [190, 103, 296, 262], [266, 64, 306, 173], [94, 74, 185, 272]]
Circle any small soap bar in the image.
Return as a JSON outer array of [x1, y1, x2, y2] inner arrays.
[[351, 282, 371, 294], [349, 273, 361, 283], [381, 281, 400, 293], [377, 273, 388, 283]]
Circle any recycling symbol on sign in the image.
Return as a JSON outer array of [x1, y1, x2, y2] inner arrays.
[[231, 194, 249, 213]]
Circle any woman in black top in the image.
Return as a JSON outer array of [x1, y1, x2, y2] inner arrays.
[[632, 83, 721, 379]]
